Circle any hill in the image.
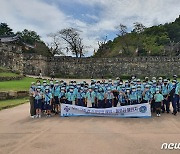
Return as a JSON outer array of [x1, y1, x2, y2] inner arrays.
[[94, 15, 180, 57]]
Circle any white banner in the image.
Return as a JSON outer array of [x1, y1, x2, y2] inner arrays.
[[61, 103, 151, 118]]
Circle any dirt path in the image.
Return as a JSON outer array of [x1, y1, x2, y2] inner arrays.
[[0, 103, 180, 154]]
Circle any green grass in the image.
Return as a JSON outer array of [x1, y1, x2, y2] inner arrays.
[[0, 97, 29, 110], [0, 72, 20, 77], [0, 77, 41, 91]]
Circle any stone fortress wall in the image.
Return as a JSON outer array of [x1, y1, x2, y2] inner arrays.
[[0, 44, 180, 78]]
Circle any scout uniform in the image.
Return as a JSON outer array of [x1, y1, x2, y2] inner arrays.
[[86, 87, 96, 108], [66, 87, 76, 105], [129, 86, 138, 105], [142, 85, 153, 104], [97, 88, 105, 108], [118, 91, 126, 106], [136, 85, 143, 103], [154, 88, 164, 117], [161, 79, 170, 113], [33, 86, 43, 118], [44, 87, 53, 117], [104, 87, 114, 108], [76, 87, 86, 107], [59, 87, 66, 104], [53, 81, 60, 114]]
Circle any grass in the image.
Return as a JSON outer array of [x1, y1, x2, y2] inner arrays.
[[0, 77, 42, 91], [0, 72, 20, 77], [0, 97, 29, 111]]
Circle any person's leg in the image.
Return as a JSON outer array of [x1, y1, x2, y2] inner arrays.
[[176, 95, 180, 112], [172, 96, 177, 115], [165, 98, 170, 113], [29, 96, 34, 117], [114, 98, 118, 107], [162, 99, 166, 113]]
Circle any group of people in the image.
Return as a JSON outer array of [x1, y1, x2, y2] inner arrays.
[[29, 75, 180, 118]]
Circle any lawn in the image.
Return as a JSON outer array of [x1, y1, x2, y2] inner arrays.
[[0, 97, 29, 110], [0, 72, 20, 77], [0, 77, 41, 91]]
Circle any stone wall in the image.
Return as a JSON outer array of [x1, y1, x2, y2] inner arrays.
[[0, 91, 29, 100], [0, 48, 180, 78]]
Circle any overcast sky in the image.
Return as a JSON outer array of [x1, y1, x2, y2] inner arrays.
[[1, 0, 180, 56]]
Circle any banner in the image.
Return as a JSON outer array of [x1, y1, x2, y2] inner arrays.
[[61, 103, 151, 118]]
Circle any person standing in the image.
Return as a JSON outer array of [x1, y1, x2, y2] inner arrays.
[[29, 82, 36, 118], [154, 88, 164, 117], [33, 86, 43, 118], [104, 87, 114, 108]]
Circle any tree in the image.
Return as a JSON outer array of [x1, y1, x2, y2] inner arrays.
[[58, 28, 85, 58], [0, 23, 14, 36], [17, 29, 41, 45], [116, 24, 127, 36], [47, 33, 64, 55], [133, 22, 146, 34]]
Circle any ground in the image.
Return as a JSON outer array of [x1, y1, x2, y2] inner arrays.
[[0, 103, 180, 154]]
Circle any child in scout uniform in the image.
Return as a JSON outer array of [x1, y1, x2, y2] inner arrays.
[[161, 79, 170, 113], [142, 85, 153, 104], [125, 87, 131, 105], [150, 80, 157, 112], [53, 81, 60, 114], [136, 85, 143, 103], [76, 87, 86, 106], [118, 91, 126, 106], [43, 87, 53, 117], [59, 87, 66, 104], [86, 86, 96, 108], [104, 87, 114, 108], [97, 88, 105, 108], [94, 86, 99, 108], [154, 88, 164, 117], [33, 86, 43, 118], [66, 86, 75, 105], [129, 86, 138, 105]]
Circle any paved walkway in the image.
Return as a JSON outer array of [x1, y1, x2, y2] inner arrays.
[[0, 103, 180, 154]]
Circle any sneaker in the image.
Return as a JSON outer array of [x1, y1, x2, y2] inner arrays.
[[157, 114, 159, 117], [38, 115, 41, 118], [159, 114, 161, 117], [30, 116, 35, 119], [35, 115, 38, 118]]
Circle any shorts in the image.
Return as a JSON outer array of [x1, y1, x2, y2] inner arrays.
[[44, 102, 52, 110], [106, 99, 112, 108], [54, 96, 59, 105], [34, 99, 42, 110], [155, 102, 161, 108], [78, 99, 85, 106], [66, 101, 72, 105], [131, 100, 138, 105]]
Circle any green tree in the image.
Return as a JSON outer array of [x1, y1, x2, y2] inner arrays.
[[17, 29, 41, 45], [0, 23, 14, 35]]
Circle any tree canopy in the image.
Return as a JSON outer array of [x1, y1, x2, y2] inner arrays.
[[94, 15, 180, 57]]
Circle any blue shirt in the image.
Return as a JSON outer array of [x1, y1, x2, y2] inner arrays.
[[53, 86, 60, 96], [44, 93, 52, 103], [34, 92, 43, 100], [97, 92, 105, 100], [86, 91, 96, 103], [129, 91, 138, 101], [66, 92, 76, 101]]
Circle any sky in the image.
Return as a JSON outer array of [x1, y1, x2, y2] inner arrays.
[[0, 0, 180, 56]]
